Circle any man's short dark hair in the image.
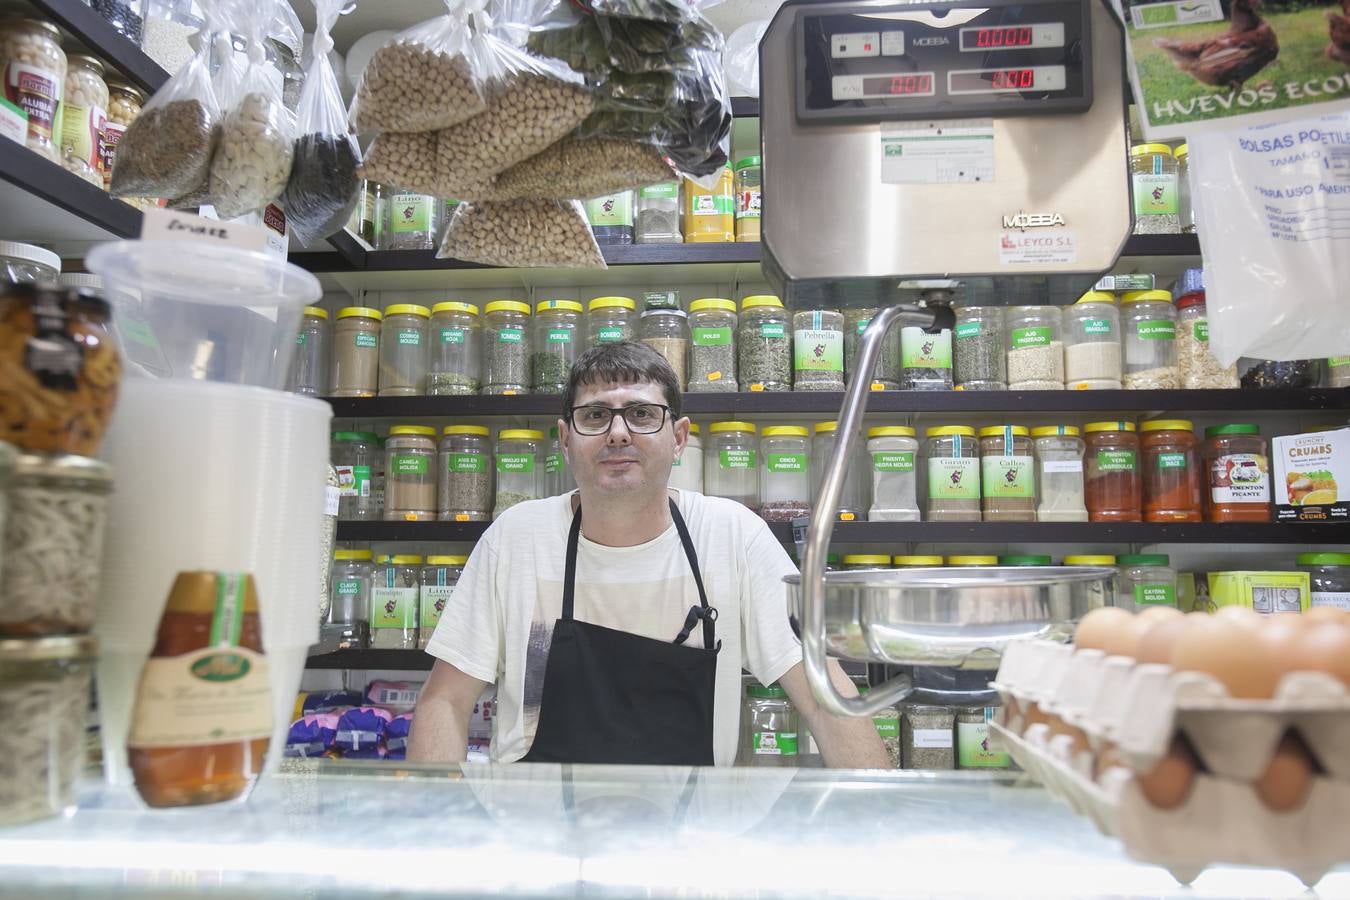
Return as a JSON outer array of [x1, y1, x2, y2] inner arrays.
[[562, 341, 682, 423]]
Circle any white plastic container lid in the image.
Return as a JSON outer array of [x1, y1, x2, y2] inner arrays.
[[0, 241, 60, 275]]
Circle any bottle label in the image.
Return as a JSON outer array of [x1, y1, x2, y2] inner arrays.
[[912, 728, 953, 749], [1194, 321, 1210, 343], [546, 452, 564, 475], [1042, 459, 1083, 474], [957, 715, 1010, 768], [1134, 583, 1176, 606], [336, 580, 362, 596], [324, 485, 341, 517], [127, 647, 273, 749], [766, 452, 806, 473], [955, 321, 982, 340], [448, 452, 485, 474], [101, 119, 125, 177], [901, 327, 952, 369], [927, 457, 979, 500], [585, 193, 633, 227], [872, 451, 915, 472], [692, 193, 733, 217], [1132, 172, 1179, 216], [421, 584, 454, 629], [753, 731, 798, 755], [760, 323, 785, 339], [639, 182, 678, 200], [855, 318, 873, 335], [497, 327, 523, 344], [720, 448, 756, 469], [498, 453, 535, 474], [1210, 452, 1270, 504], [1330, 357, 1350, 369], [1312, 592, 1350, 611], [391, 194, 431, 233], [981, 455, 1035, 499], [692, 326, 732, 346], [873, 716, 900, 739], [547, 328, 572, 344], [736, 188, 761, 219], [440, 328, 466, 344], [392, 454, 428, 476], [1136, 320, 1176, 341], [370, 586, 418, 628], [1096, 449, 1136, 471], [60, 101, 104, 169], [295, 331, 307, 346], [596, 326, 625, 343], [4, 62, 60, 142], [336, 464, 371, 498], [1157, 452, 1188, 470], [793, 329, 843, 372], [1011, 326, 1051, 349], [1081, 318, 1113, 336], [396, 328, 421, 347], [355, 332, 378, 348]]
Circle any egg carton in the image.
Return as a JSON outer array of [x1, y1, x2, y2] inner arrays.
[[990, 716, 1350, 886], [992, 639, 1350, 780]]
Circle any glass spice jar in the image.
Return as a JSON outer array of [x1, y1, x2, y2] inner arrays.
[[325, 549, 373, 651], [740, 682, 798, 766], [438, 425, 493, 522], [733, 156, 762, 242], [953, 306, 1007, 391], [1130, 143, 1181, 235], [844, 306, 902, 390], [285, 305, 330, 396], [1121, 290, 1179, 389], [811, 422, 869, 521], [669, 423, 703, 493], [380, 187, 440, 251], [59, 54, 108, 186], [1064, 554, 1119, 608], [901, 704, 955, 770], [868, 426, 920, 521], [1006, 305, 1064, 390], [1140, 419, 1202, 523], [482, 300, 531, 395], [684, 167, 734, 243], [635, 182, 681, 244], [1201, 424, 1271, 523], [1175, 269, 1238, 389], [1176, 143, 1195, 234], [378, 303, 430, 396], [924, 426, 981, 522], [383, 425, 438, 521], [531, 299, 582, 394], [738, 295, 791, 392], [1327, 356, 1350, 388], [759, 426, 810, 522], [370, 555, 421, 649], [0, 19, 67, 162], [1032, 425, 1088, 522], [1084, 421, 1141, 522], [706, 421, 759, 509], [639, 308, 689, 389], [1064, 291, 1123, 390], [1118, 554, 1178, 611], [103, 78, 143, 191], [979, 426, 1036, 522], [331, 431, 380, 520], [418, 555, 466, 649], [587, 296, 636, 345], [494, 428, 544, 517], [1298, 553, 1350, 611], [428, 301, 481, 395], [332, 306, 382, 398], [792, 307, 845, 391], [687, 298, 737, 392], [899, 307, 954, 391]]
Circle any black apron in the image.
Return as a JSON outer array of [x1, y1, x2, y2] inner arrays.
[[520, 498, 721, 766]]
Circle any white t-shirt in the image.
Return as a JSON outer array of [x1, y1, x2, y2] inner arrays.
[[425, 489, 802, 766]]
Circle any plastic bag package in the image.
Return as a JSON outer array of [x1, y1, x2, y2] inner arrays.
[[279, 0, 362, 245], [438, 199, 605, 267], [164, 23, 245, 210], [360, 131, 442, 196], [490, 136, 674, 201], [207, 0, 297, 219]]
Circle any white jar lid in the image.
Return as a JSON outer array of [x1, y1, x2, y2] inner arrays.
[[0, 241, 60, 275]]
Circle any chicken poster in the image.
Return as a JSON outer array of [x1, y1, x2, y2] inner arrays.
[[1118, 0, 1350, 137]]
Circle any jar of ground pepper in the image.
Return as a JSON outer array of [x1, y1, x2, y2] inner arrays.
[[1084, 421, 1141, 522], [1140, 419, 1202, 522], [924, 426, 981, 522], [706, 421, 759, 509], [1118, 554, 1178, 611], [979, 426, 1036, 522], [1201, 424, 1271, 522], [383, 425, 438, 521], [759, 426, 810, 522]]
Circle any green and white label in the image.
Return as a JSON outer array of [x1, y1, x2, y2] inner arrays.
[[1158, 452, 1188, 470], [391, 194, 431, 233], [639, 182, 678, 200], [1082, 318, 1113, 336], [955, 321, 982, 340], [370, 586, 417, 629], [693, 326, 733, 346], [447, 452, 486, 474], [497, 453, 535, 474], [957, 714, 1010, 768], [546, 452, 564, 475], [719, 449, 756, 469], [420, 585, 453, 630], [760, 323, 785, 339], [1097, 449, 1137, 471], [295, 331, 307, 346], [1194, 321, 1210, 342], [585, 193, 633, 227], [1330, 357, 1350, 368], [1134, 583, 1177, 606], [793, 329, 843, 372], [440, 328, 466, 344], [336, 464, 371, 498], [497, 327, 524, 344], [927, 457, 980, 500], [900, 327, 952, 369], [397, 329, 422, 347], [1011, 326, 1051, 349], [1136, 320, 1176, 340], [1132, 173, 1179, 216], [596, 327, 625, 343], [766, 452, 806, 473], [692, 193, 733, 217], [392, 454, 428, 476], [753, 731, 798, 756], [872, 451, 915, 472], [355, 332, 378, 348], [336, 580, 362, 596], [855, 318, 873, 335], [547, 328, 572, 344], [981, 456, 1035, 499]]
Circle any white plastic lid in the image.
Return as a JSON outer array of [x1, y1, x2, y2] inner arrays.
[[0, 241, 60, 275], [87, 240, 321, 307], [58, 273, 103, 290]]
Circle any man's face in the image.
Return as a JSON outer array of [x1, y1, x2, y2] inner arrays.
[[560, 380, 688, 500]]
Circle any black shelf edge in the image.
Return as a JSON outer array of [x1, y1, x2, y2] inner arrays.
[[731, 96, 759, 118], [1124, 233, 1201, 257], [307, 649, 434, 670], [31, 0, 169, 94], [0, 138, 142, 237], [337, 521, 490, 542], [325, 388, 1350, 419]]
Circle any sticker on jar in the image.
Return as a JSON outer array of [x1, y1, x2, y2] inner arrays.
[[370, 586, 418, 628], [1097, 449, 1137, 471], [0, 96, 25, 144], [927, 457, 980, 500], [397, 329, 422, 346], [440, 328, 466, 344], [1136, 320, 1177, 340], [753, 731, 798, 755], [981, 455, 1035, 498], [760, 323, 785, 339], [1157, 452, 1188, 470], [1133, 173, 1179, 216], [1041, 459, 1084, 473], [872, 451, 915, 472], [99, 117, 123, 178], [497, 453, 535, 474], [390, 194, 431, 233], [1312, 592, 1350, 611], [596, 327, 625, 343], [447, 453, 485, 474], [957, 715, 1011, 768], [324, 485, 341, 517], [955, 321, 982, 340], [1011, 326, 1051, 349], [719, 449, 756, 469], [693, 327, 732, 346], [793, 328, 843, 372], [4, 61, 60, 143], [547, 328, 572, 344], [766, 452, 806, 472], [421, 585, 453, 630], [1081, 318, 1113, 335], [392, 454, 428, 476], [1134, 583, 1177, 606], [497, 327, 523, 344], [1210, 453, 1271, 503], [60, 102, 104, 170], [901, 327, 952, 370], [911, 728, 953, 749]]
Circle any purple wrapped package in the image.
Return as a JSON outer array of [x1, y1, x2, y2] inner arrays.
[[335, 706, 394, 755], [302, 691, 364, 714], [386, 713, 414, 760], [284, 712, 341, 758]]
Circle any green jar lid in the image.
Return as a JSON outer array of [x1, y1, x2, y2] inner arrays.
[[735, 155, 762, 170], [1205, 424, 1261, 438], [999, 555, 1052, 566], [1119, 554, 1170, 567], [1297, 553, 1350, 566], [746, 682, 787, 699], [333, 431, 378, 442]]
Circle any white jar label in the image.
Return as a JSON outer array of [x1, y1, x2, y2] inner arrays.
[[1209, 453, 1270, 504], [1312, 592, 1350, 611], [912, 728, 953, 749], [1041, 459, 1084, 474]]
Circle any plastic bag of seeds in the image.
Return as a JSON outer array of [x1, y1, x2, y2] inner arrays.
[[360, 131, 442, 197], [438, 199, 606, 268], [488, 137, 674, 201], [164, 22, 245, 211], [279, 0, 362, 245], [207, 0, 296, 219]]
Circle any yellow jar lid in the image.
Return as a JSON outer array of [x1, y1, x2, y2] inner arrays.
[[589, 296, 635, 312], [842, 554, 891, 566], [1141, 419, 1193, 433], [444, 425, 490, 436], [1131, 143, 1174, 158], [1120, 290, 1172, 304], [376, 555, 391, 564], [337, 306, 382, 321], [389, 425, 437, 437], [1175, 143, 1188, 160], [1075, 291, 1115, 305], [1032, 425, 1081, 437], [893, 555, 944, 566], [814, 422, 839, 434], [868, 426, 916, 438], [979, 425, 1030, 438], [485, 300, 530, 316], [500, 429, 545, 441], [762, 426, 809, 438], [426, 555, 468, 566], [948, 556, 998, 566], [926, 426, 976, 438], [303, 305, 329, 319], [390, 555, 424, 565], [335, 549, 372, 560], [432, 301, 478, 316], [1085, 421, 1137, 433], [690, 298, 736, 314], [710, 421, 756, 434], [384, 303, 430, 318], [741, 295, 783, 310], [536, 299, 582, 314], [1064, 555, 1117, 565], [687, 424, 700, 434]]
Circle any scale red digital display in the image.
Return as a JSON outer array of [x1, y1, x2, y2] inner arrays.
[[947, 65, 1065, 94], [963, 26, 1035, 49], [861, 73, 935, 96]]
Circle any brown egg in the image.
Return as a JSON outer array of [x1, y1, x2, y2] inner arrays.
[[1137, 615, 1194, 665], [1050, 717, 1091, 757], [1256, 614, 1310, 678], [1254, 732, 1316, 812], [1075, 607, 1136, 653], [1213, 605, 1263, 629], [1171, 616, 1281, 699], [1022, 702, 1052, 733], [1138, 605, 1184, 626], [1302, 606, 1350, 626], [1291, 623, 1350, 687], [1094, 743, 1128, 782], [1136, 737, 1200, 810]]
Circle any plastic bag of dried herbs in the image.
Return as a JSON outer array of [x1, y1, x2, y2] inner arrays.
[[279, 0, 362, 245]]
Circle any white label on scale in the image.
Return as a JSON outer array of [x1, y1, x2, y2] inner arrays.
[[879, 119, 994, 185], [998, 229, 1078, 266]]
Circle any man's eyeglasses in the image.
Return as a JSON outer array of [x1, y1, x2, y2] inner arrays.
[[569, 403, 670, 435]]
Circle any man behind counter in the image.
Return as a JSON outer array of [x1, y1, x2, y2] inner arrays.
[[410, 342, 887, 767]]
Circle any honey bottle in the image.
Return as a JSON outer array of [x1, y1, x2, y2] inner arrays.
[[128, 571, 272, 808]]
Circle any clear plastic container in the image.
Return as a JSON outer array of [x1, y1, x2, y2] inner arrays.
[[378, 303, 430, 396], [1033, 426, 1088, 522], [902, 704, 955, 770], [439, 425, 493, 522], [734, 155, 761, 243], [0, 241, 59, 284], [1241, 358, 1321, 389], [639, 308, 689, 389], [1006, 305, 1064, 390], [1118, 554, 1178, 611], [953, 306, 1006, 391], [792, 307, 845, 391], [669, 424, 703, 493], [1175, 269, 1238, 389], [900, 319, 954, 391], [324, 549, 373, 650], [1141, 419, 1202, 523], [332, 306, 382, 398], [706, 421, 759, 509], [1298, 553, 1350, 611], [380, 188, 440, 251], [532, 299, 582, 394], [384, 425, 438, 521], [587, 296, 636, 345], [1201, 424, 1271, 523], [687, 298, 737, 393], [544, 426, 571, 497], [1084, 421, 1141, 522], [494, 428, 543, 517], [635, 182, 681, 244], [332, 431, 381, 521], [868, 426, 919, 521], [59, 54, 108, 186], [684, 168, 734, 243], [759, 426, 810, 522], [1065, 554, 1120, 607], [482, 300, 531, 395], [738, 295, 791, 392], [924, 426, 980, 522], [1121, 290, 1179, 390], [1329, 356, 1350, 389], [419, 555, 466, 649], [585, 191, 635, 246], [979, 426, 1036, 522], [286, 306, 330, 396], [740, 682, 798, 766], [845, 307, 902, 390], [370, 554, 421, 649], [1064, 292, 1122, 390], [811, 422, 868, 521], [1131, 143, 1180, 235], [1176, 144, 1195, 234], [0, 19, 66, 161], [428, 301, 481, 395]]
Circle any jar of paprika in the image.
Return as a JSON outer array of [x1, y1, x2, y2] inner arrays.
[[1084, 421, 1140, 522], [1140, 419, 1202, 522], [1202, 424, 1272, 522]]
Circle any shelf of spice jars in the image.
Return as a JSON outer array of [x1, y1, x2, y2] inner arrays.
[[29, 0, 169, 94], [306, 649, 434, 670]]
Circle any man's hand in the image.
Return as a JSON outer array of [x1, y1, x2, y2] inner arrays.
[[408, 659, 489, 763], [777, 661, 892, 769]]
